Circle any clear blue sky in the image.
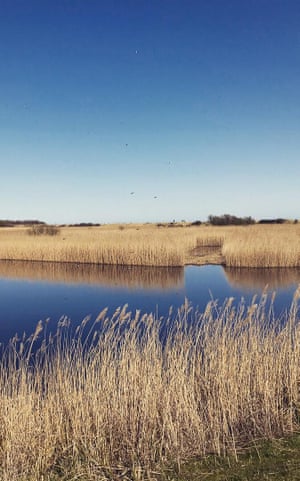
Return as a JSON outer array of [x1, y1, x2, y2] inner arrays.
[[1, 0, 299, 224]]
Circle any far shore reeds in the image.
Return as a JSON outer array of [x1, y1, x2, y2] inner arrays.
[[0, 290, 299, 480], [0, 223, 299, 268]]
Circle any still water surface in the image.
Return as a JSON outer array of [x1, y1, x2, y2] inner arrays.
[[0, 260, 299, 344]]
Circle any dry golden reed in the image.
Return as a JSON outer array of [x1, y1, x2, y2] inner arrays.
[[222, 224, 300, 267], [0, 225, 191, 267], [0, 223, 299, 267], [0, 289, 300, 480]]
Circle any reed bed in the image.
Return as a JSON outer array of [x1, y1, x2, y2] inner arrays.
[[0, 289, 300, 480], [0, 223, 299, 267], [222, 224, 300, 267], [0, 226, 196, 267]]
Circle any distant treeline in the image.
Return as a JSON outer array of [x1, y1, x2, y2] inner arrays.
[[0, 220, 102, 228], [206, 215, 297, 226], [1, 217, 297, 229], [190, 215, 295, 226], [157, 216, 294, 228], [66, 223, 101, 227], [0, 219, 45, 227], [258, 218, 288, 224]]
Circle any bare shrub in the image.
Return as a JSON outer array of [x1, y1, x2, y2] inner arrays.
[[28, 224, 60, 236]]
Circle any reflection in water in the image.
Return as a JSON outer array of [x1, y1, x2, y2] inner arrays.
[[224, 267, 300, 290], [0, 260, 184, 290], [0, 264, 299, 348]]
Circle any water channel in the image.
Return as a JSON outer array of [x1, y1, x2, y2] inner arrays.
[[0, 260, 299, 346]]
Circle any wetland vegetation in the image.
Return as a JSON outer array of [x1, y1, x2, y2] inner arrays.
[[0, 221, 299, 268], [0, 221, 299, 480], [0, 290, 300, 480]]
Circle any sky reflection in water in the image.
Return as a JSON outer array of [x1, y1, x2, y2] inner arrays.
[[0, 261, 299, 345]]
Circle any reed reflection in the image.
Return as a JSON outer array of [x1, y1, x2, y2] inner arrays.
[[224, 267, 300, 290], [0, 260, 184, 290]]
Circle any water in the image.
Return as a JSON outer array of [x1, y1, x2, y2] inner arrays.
[[0, 260, 299, 345]]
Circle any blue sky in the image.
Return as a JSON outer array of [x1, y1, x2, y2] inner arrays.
[[1, 0, 299, 224]]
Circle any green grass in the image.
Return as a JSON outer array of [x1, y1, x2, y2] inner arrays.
[[160, 434, 300, 481]]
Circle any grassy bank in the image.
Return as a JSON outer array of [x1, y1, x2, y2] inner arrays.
[[0, 289, 299, 480], [161, 434, 300, 480], [0, 223, 299, 267]]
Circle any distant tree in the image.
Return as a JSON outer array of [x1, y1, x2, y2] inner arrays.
[[208, 214, 255, 226]]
